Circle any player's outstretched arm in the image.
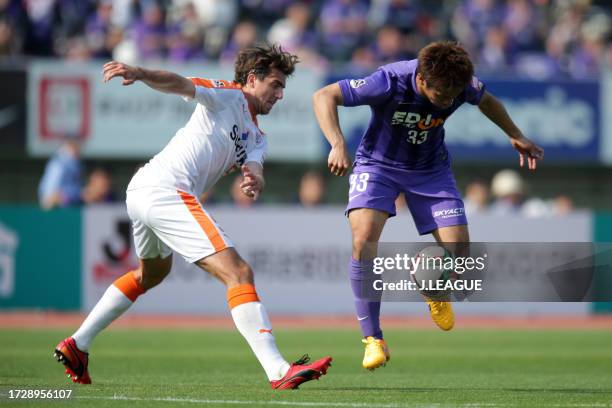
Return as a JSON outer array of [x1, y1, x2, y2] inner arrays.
[[102, 61, 195, 99], [312, 83, 351, 176], [240, 163, 265, 201], [478, 91, 544, 170]]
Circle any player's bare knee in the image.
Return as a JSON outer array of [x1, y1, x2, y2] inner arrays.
[[352, 237, 378, 260], [352, 238, 367, 258]]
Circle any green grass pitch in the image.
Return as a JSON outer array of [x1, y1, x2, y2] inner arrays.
[[0, 327, 611, 407]]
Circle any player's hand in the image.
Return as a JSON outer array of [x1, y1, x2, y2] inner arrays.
[[510, 136, 544, 170], [328, 144, 351, 176], [240, 165, 264, 201], [102, 61, 141, 86]]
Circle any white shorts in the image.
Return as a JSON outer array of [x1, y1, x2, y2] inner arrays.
[[126, 187, 233, 263]]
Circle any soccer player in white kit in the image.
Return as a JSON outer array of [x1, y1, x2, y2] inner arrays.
[[53, 45, 332, 390]]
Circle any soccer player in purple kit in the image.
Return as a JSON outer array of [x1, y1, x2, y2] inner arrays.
[[313, 41, 544, 371]]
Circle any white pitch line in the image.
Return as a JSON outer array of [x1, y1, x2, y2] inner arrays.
[[74, 395, 612, 408], [75, 395, 499, 408]]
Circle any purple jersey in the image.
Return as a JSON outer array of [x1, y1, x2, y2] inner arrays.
[[339, 59, 486, 170]]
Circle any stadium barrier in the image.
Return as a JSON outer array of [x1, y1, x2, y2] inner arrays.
[[2, 204, 606, 315], [0, 206, 80, 310], [593, 213, 612, 313]]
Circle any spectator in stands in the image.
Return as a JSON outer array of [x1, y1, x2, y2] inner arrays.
[[191, 0, 238, 58], [451, 0, 505, 55], [489, 169, 526, 214], [318, 0, 369, 62], [21, 0, 56, 56], [1, 0, 610, 78], [568, 13, 610, 77], [368, 0, 421, 34], [38, 139, 83, 210], [267, 2, 324, 68], [464, 179, 490, 215], [552, 194, 574, 215], [239, 0, 293, 29], [371, 25, 413, 65], [133, 1, 166, 60], [490, 169, 547, 217], [0, 17, 18, 56], [166, 0, 204, 62], [503, 0, 545, 53], [110, 0, 135, 29], [220, 20, 258, 64], [64, 36, 93, 61], [81, 167, 116, 204], [545, 2, 586, 73], [85, 0, 114, 59], [479, 25, 512, 72], [298, 170, 325, 207], [350, 46, 377, 71]]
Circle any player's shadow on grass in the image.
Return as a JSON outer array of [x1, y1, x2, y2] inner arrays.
[[330, 387, 612, 394]]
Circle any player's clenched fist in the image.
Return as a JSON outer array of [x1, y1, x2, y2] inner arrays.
[[102, 61, 141, 86], [328, 145, 351, 177], [240, 165, 264, 201]]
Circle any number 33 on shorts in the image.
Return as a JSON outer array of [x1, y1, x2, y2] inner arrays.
[[349, 173, 370, 200]]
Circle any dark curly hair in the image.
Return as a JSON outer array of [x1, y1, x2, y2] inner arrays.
[[234, 44, 299, 85], [417, 41, 474, 91]]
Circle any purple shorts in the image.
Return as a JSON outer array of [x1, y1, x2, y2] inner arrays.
[[345, 163, 467, 235]]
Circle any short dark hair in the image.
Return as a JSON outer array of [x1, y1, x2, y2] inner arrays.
[[234, 44, 299, 85], [417, 41, 474, 91]]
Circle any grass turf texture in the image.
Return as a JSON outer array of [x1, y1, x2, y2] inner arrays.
[[0, 328, 611, 407]]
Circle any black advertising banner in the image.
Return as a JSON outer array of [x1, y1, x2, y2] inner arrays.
[[0, 68, 26, 153]]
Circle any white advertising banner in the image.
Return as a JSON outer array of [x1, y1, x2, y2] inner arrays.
[[83, 205, 591, 316], [27, 60, 322, 161]]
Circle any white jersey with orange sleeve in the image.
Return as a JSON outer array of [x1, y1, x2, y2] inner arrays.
[[127, 77, 267, 197], [125, 77, 267, 263]]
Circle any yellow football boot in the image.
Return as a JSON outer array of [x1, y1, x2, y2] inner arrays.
[[425, 297, 455, 331], [361, 336, 390, 371]]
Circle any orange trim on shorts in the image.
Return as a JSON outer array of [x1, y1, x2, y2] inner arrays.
[[190, 77, 242, 90], [177, 190, 227, 253], [113, 271, 145, 302], [227, 283, 260, 309]]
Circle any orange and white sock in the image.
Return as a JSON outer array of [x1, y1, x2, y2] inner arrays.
[[72, 271, 145, 352], [228, 283, 290, 381]]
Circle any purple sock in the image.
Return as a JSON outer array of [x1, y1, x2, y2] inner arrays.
[[349, 257, 383, 339]]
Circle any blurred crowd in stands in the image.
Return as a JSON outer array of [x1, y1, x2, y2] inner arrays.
[[38, 139, 574, 217], [38, 140, 115, 209], [461, 169, 575, 217], [1, 0, 610, 78]]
